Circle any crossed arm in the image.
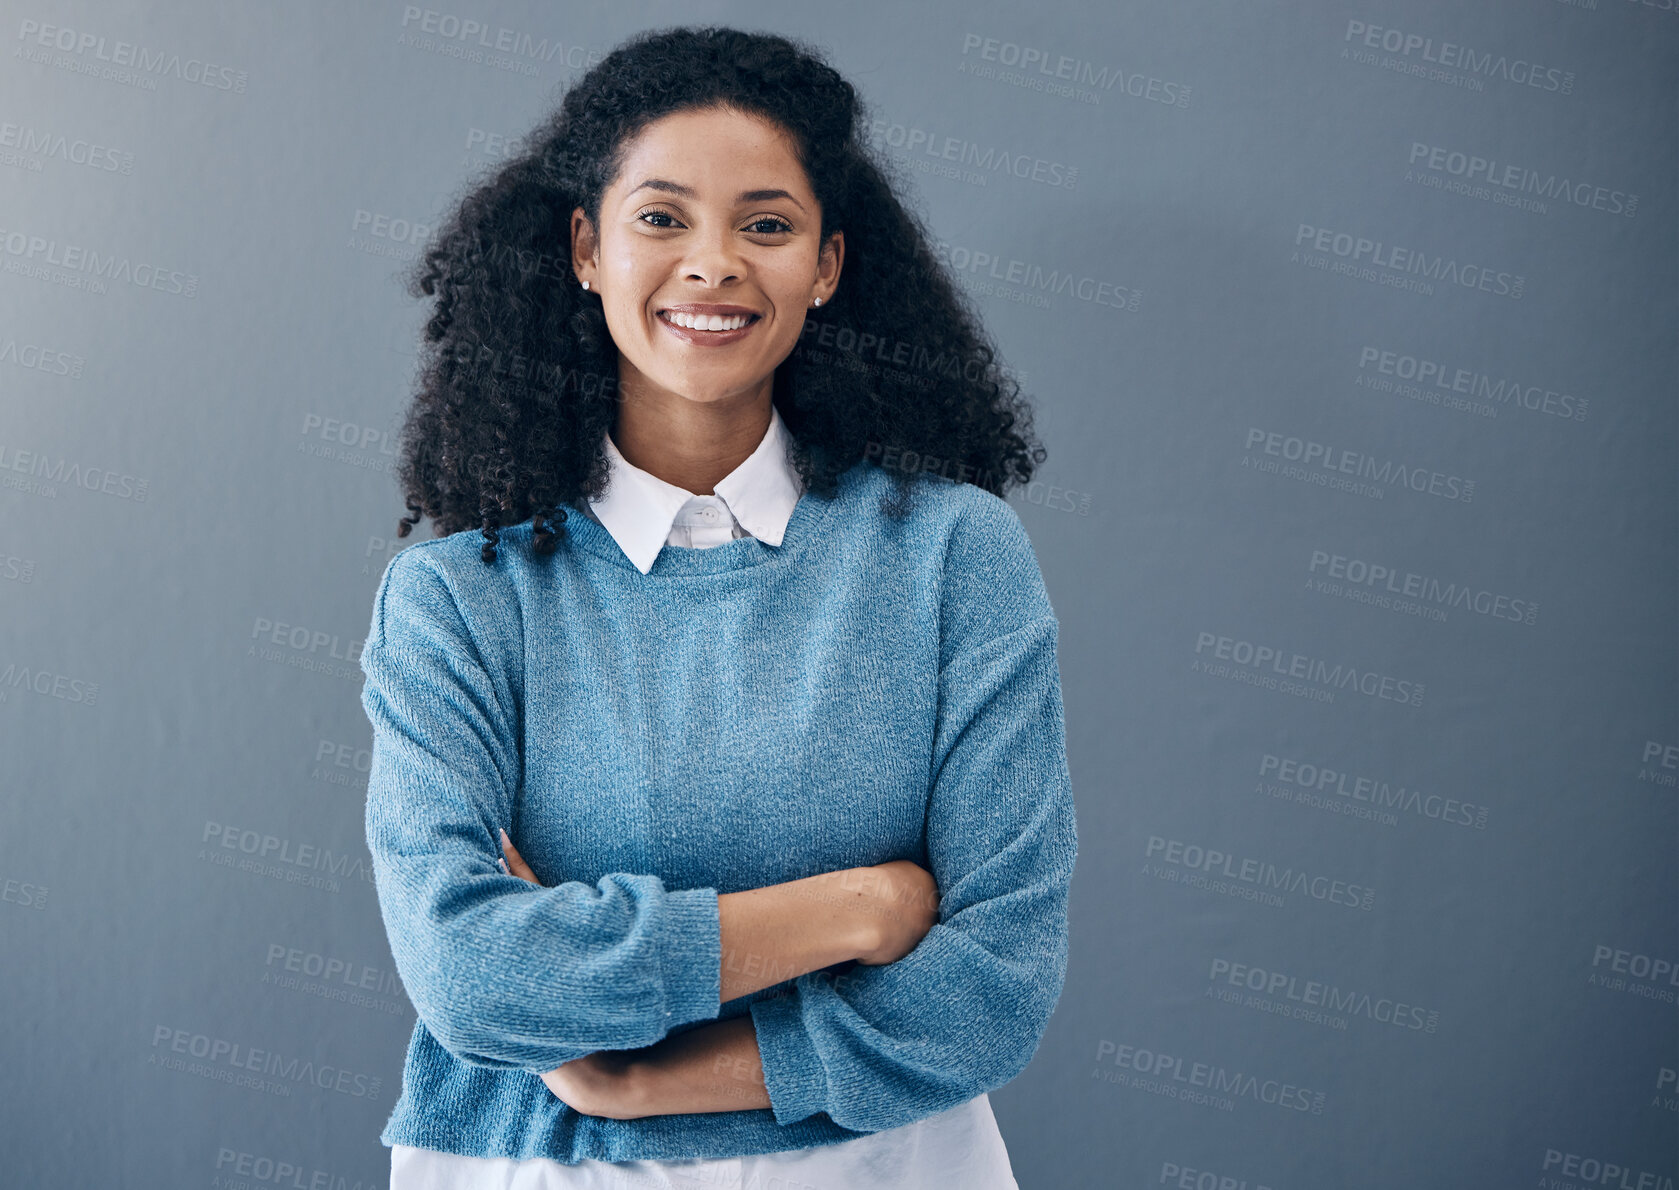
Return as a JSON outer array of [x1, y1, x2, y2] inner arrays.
[[535, 980, 771, 1118], [496, 830, 930, 1119], [361, 503, 1076, 1134]]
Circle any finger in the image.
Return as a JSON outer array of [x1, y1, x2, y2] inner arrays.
[[504, 850, 541, 884], [499, 828, 542, 885]]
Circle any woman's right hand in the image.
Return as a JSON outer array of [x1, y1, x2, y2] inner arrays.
[[851, 859, 940, 965]]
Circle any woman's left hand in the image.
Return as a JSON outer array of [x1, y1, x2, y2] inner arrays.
[[500, 828, 648, 1120]]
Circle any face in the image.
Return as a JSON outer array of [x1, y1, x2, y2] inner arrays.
[[570, 105, 843, 411]]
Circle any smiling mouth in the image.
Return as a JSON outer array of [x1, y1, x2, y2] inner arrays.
[[657, 310, 761, 333]]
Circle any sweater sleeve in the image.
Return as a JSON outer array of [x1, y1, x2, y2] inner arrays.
[[747, 496, 1078, 1132], [359, 548, 722, 1072]]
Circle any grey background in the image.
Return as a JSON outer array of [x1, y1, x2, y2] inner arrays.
[[2, 2, 1674, 1187]]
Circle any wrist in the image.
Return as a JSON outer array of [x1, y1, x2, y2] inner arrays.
[[816, 866, 882, 963], [617, 1018, 770, 1116], [614, 1055, 656, 1120], [848, 875, 885, 962]]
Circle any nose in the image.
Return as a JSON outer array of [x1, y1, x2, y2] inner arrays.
[[681, 223, 743, 287]]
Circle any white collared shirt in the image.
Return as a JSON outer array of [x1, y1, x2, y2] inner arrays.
[[576, 403, 806, 574], [392, 406, 1019, 1188]]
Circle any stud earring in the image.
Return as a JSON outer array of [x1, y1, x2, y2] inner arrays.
[[813, 297, 822, 307], [581, 280, 590, 291]]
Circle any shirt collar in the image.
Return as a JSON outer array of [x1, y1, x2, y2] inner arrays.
[[582, 404, 804, 575]]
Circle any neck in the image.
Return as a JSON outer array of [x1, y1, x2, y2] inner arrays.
[[611, 369, 774, 496]]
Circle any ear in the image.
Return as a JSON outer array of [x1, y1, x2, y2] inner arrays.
[[815, 229, 844, 305], [571, 207, 598, 287]]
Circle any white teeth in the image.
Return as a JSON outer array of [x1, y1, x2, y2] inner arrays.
[[662, 310, 752, 331]]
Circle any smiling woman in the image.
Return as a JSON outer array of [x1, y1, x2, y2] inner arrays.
[[386, 24, 1044, 561], [570, 106, 843, 429], [362, 23, 1073, 1190]]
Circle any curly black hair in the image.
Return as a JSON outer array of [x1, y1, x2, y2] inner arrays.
[[391, 24, 1046, 564]]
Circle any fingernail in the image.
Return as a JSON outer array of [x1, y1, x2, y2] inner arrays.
[[499, 828, 510, 847]]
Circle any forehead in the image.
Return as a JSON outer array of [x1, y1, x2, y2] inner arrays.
[[608, 106, 811, 199]]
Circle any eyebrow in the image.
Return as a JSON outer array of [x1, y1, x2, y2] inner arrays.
[[626, 178, 806, 212]]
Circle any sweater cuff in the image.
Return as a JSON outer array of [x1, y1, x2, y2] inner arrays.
[[657, 886, 723, 1026], [748, 984, 829, 1126]]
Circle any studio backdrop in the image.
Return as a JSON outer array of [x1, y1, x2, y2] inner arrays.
[[2, 2, 1674, 1188]]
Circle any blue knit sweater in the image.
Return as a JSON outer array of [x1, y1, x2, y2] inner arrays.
[[358, 459, 1078, 1164]]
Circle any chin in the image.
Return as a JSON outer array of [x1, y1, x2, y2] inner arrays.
[[658, 372, 773, 404]]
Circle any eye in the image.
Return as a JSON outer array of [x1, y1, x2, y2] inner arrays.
[[636, 209, 682, 229], [746, 215, 794, 235]]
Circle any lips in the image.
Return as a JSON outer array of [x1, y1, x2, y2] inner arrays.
[[657, 304, 759, 317], [654, 308, 761, 344], [657, 308, 760, 330]]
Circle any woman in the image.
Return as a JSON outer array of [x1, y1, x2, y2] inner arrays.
[[358, 24, 1077, 1189]]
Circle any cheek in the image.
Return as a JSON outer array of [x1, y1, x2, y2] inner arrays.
[[771, 264, 819, 313], [601, 245, 657, 297]]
